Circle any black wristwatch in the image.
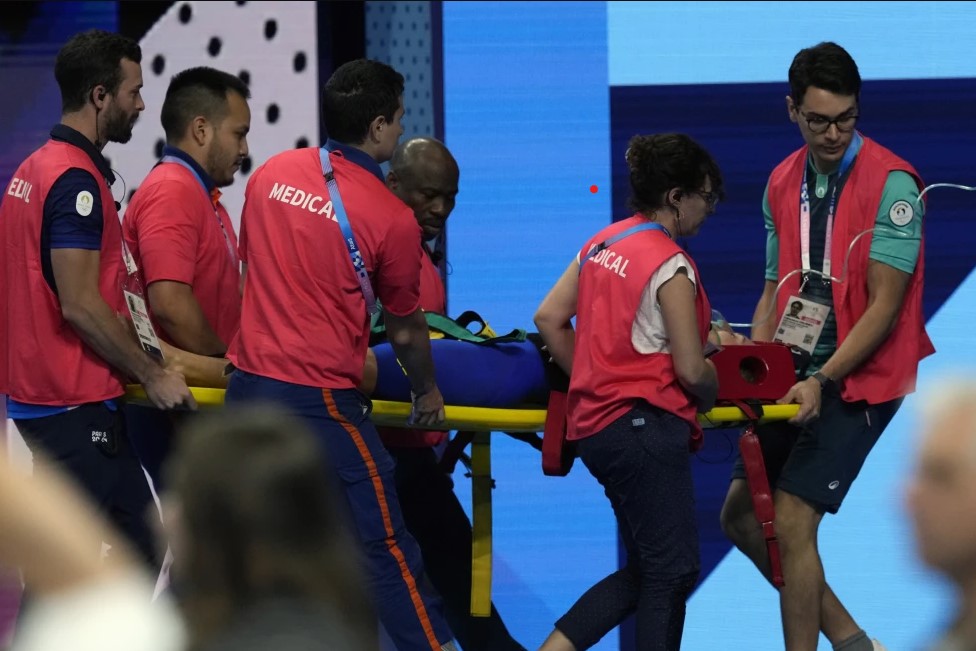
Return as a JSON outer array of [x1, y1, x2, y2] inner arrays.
[[810, 371, 836, 391]]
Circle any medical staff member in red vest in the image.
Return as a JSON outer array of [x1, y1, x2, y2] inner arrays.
[[0, 29, 194, 571], [380, 137, 526, 651], [123, 66, 250, 492], [719, 42, 932, 651], [224, 59, 456, 651], [534, 133, 722, 651]]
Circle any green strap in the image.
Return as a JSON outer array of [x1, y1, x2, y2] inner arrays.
[[371, 310, 527, 345]]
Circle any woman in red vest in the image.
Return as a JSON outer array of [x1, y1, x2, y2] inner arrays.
[[534, 133, 723, 651]]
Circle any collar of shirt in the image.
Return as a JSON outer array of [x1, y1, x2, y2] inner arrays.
[[325, 138, 385, 183], [805, 135, 863, 201], [50, 124, 115, 184], [425, 243, 444, 266], [806, 132, 864, 177], [161, 145, 219, 195]]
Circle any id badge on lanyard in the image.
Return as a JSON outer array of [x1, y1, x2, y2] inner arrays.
[[120, 230, 164, 359], [772, 135, 860, 355], [772, 293, 830, 355]]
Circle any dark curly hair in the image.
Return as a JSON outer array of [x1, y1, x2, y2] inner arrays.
[[789, 41, 861, 106], [55, 29, 141, 114], [625, 133, 724, 216]]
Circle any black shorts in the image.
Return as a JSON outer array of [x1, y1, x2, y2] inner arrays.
[[14, 401, 160, 568], [731, 387, 902, 514]]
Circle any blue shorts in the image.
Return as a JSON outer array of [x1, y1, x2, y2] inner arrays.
[[731, 387, 902, 514]]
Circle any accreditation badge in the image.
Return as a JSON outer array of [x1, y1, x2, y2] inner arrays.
[[123, 288, 164, 360], [772, 294, 830, 355], [119, 237, 164, 359]]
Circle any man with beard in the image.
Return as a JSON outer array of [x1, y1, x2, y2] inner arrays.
[[0, 29, 194, 574], [122, 66, 250, 492]]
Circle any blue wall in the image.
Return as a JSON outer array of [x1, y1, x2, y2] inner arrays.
[[0, 2, 117, 183], [443, 3, 620, 647]]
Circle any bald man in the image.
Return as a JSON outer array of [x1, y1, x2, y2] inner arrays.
[[907, 378, 976, 651], [379, 138, 526, 651], [388, 137, 459, 244]]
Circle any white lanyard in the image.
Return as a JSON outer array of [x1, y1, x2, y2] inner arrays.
[[799, 132, 861, 280]]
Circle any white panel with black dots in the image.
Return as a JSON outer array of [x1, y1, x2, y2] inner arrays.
[[106, 0, 318, 234], [365, 1, 435, 141]]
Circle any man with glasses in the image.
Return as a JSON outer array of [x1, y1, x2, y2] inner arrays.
[[720, 42, 932, 651]]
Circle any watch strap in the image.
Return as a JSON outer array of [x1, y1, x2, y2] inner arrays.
[[812, 371, 835, 390]]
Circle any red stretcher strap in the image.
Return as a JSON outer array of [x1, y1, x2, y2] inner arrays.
[[739, 423, 784, 588], [542, 391, 573, 476]]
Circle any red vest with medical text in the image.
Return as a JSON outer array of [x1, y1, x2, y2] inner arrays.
[[0, 140, 126, 404], [767, 135, 934, 404], [568, 215, 712, 449]]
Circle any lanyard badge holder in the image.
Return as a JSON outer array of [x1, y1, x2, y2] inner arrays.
[[121, 240, 164, 359], [319, 147, 380, 316], [772, 135, 860, 357]]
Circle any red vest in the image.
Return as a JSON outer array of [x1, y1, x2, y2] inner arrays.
[[0, 140, 126, 404], [768, 135, 934, 404], [568, 215, 712, 449]]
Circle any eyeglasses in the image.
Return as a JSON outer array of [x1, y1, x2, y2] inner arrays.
[[693, 189, 719, 209], [797, 108, 859, 134]]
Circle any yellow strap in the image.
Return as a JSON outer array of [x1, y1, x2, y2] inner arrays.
[[469, 432, 492, 617]]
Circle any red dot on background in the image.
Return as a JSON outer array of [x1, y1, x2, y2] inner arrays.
[[589, 185, 598, 193]]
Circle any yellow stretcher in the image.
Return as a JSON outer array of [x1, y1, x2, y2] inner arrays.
[[125, 385, 799, 616]]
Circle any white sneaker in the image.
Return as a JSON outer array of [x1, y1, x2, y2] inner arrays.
[[872, 640, 887, 651]]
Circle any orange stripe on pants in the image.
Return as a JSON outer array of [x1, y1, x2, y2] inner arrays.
[[322, 389, 442, 650]]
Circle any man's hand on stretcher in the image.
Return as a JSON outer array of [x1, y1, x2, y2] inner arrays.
[[157, 340, 231, 389], [709, 315, 817, 427], [117, 311, 221, 389]]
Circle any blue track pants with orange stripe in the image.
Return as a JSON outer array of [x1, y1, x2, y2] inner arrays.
[[226, 370, 456, 650]]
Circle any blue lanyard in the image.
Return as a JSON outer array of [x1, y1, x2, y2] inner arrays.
[[319, 147, 380, 316], [160, 156, 237, 264], [579, 221, 670, 272], [798, 132, 861, 278]]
